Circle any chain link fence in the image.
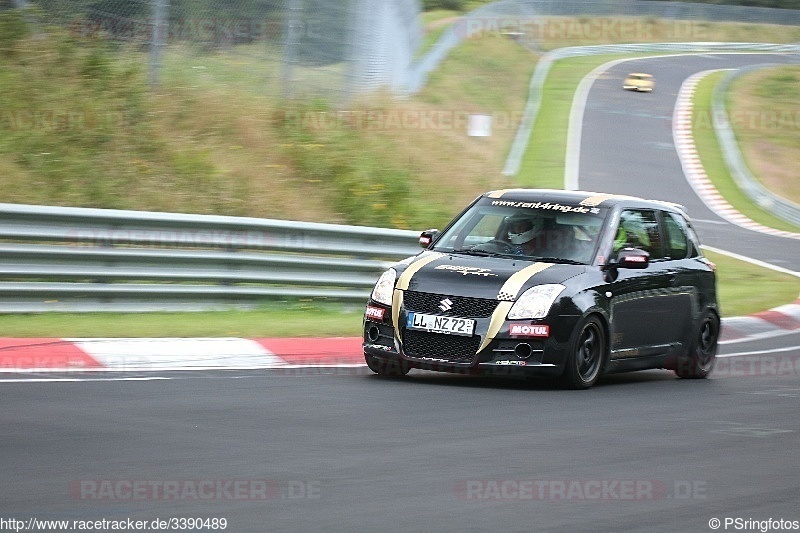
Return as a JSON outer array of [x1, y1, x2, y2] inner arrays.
[[7, 0, 422, 100], [4, 0, 799, 98]]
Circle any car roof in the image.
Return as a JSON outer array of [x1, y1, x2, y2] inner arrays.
[[483, 188, 686, 214], [627, 72, 652, 77]]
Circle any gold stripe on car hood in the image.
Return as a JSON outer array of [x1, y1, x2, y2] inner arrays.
[[395, 252, 445, 291], [393, 252, 445, 340], [497, 262, 553, 301], [478, 262, 553, 354]]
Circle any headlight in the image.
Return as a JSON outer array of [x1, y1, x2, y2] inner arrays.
[[507, 284, 566, 320], [371, 268, 397, 306]]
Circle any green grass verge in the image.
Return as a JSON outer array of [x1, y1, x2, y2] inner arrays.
[[705, 249, 799, 317], [692, 72, 800, 233], [0, 303, 365, 338], [517, 58, 583, 188]]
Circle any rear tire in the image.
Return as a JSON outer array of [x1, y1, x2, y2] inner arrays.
[[561, 316, 606, 389], [675, 311, 719, 379], [365, 353, 410, 377]]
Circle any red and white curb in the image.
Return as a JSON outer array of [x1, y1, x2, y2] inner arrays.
[[673, 70, 800, 240], [0, 337, 364, 373], [719, 300, 800, 344], [2, 300, 800, 373]]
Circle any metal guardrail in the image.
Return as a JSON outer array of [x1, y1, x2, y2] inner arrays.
[[712, 67, 800, 228], [0, 203, 421, 312]]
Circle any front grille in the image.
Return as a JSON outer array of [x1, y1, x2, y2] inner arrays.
[[404, 291, 498, 318], [402, 330, 481, 364]]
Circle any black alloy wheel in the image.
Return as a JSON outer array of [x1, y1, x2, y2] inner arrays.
[[675, 311, 719, 379], [562, 316, 607, 389]]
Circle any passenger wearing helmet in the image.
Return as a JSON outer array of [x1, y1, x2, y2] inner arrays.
[[505, 213, 544, 255]]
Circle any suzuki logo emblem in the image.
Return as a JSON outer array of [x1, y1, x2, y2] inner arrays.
[[438, 298, 453, 312]]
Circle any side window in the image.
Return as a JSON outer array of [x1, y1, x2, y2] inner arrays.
[[671, 212, 702, 258], [663, 212, 689, 260], [613, 209, 663, 260]]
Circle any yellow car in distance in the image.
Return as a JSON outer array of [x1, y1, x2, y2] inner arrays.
[[623, 72, 654, 92]]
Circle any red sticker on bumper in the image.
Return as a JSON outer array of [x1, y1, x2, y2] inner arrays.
[[510, 324, 549, 337], [365, 306, 386, 321]]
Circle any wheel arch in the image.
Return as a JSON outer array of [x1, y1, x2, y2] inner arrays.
[[580, 307, 611, 354]]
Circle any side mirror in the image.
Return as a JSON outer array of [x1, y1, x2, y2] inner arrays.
[[419, 229, 440, 249], [614, 247, 650, 269]]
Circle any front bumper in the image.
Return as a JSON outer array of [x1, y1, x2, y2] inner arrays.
[[363, 304, 577, 377]]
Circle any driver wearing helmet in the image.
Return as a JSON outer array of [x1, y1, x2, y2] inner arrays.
[[505, 213, 544, 255]]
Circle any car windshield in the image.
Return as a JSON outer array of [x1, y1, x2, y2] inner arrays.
[[431, 197, 608, 265]]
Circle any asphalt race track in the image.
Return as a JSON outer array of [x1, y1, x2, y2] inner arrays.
[[2, 54, 800, 533], [577, 53, 800, 268], [3, 365, 800, 532]]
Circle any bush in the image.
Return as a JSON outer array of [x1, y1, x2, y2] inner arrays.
[[0, 9, 28, 57], [280, 101, 414, 228]]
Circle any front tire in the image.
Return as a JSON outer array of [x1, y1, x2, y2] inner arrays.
[[675, 311, 719, 379], [561, 316, 607, 389], [365, 353, 410, 377]]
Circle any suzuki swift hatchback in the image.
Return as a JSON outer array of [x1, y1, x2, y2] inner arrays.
[[363, 189, 719, 389]]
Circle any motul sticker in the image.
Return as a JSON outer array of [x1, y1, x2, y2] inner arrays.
[[510, 324, 549, 337], [365, 306, 386, 320]]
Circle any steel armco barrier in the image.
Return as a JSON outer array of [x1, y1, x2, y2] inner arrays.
[[712, 67, 800, 229], [0, 203, 421, 312]]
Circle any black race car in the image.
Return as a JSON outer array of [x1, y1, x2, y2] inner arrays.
[[363, 189, 720, 389]]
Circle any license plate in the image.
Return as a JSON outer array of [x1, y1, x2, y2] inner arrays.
[[406, 313, 475, 337]]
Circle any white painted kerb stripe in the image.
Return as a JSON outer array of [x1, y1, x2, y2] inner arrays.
[[68, 338, 286, 371]]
